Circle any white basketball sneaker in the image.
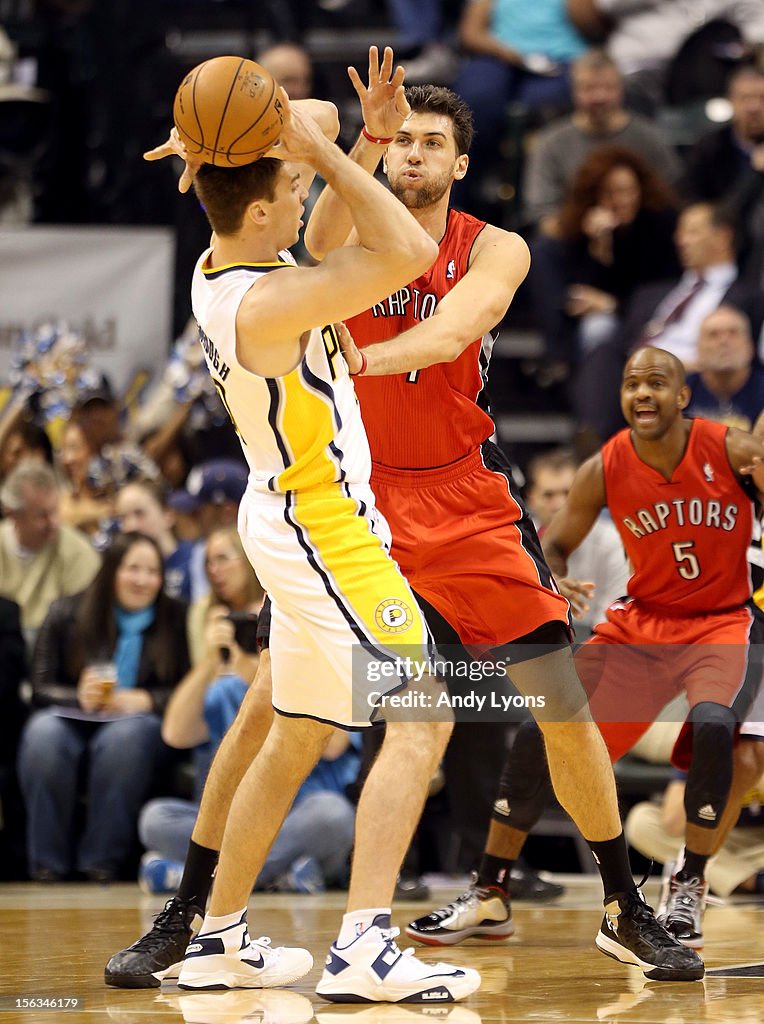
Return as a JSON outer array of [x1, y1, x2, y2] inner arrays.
[[178, 912, 313, 990], [316, 917, 481, 1003]]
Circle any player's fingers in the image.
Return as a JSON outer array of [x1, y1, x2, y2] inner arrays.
[[143, 141, 174, 162], [391, 64, 406, 88], [348, 65, 365, 99], [380, 46, 394, 81], [394, 84, 411, 118], [368, 44, 379, 84]]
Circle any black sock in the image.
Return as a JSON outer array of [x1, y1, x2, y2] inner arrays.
[[587, 834, 636, 904], [477, 853, 514, 892], [177, 840, 219, 909], [678, 850, 708, 882]]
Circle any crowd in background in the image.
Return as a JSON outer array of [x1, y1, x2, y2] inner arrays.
[[0, 0, 763, 893]]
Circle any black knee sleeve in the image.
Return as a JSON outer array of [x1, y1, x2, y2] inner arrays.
[[492, 719, 554, 831], [684, 702, 736, 829]]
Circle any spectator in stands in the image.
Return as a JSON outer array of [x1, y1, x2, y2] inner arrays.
[[183, 459, 249, 601], [139, 533, 358, 894], [528, 145, 680, 378], [384, 0, 458, 85], [57, 418, 112, 536], [0, 419, 53, 487], [452, 0, 588, 217], [0, 461, 100, 647], [17, 531, 190, 882], [524, 49, 680, 230], [0, 597, 28, 877], [574, 202, 764, 443], [114, 478, 194, 602], [257, 43, 313, 101], [626, 728, 764, 899], [525, 447, 627, 634], [679, 66, 764, 284], [686, 306, 764, 431], [566, 0, 764, 114]]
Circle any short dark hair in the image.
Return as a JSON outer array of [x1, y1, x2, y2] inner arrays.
[[527, 447, 577, 487], [404, 84, 474, 156], [194, 158, 282, 235]]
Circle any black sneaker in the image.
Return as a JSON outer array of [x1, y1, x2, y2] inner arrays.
[[405, 883, 514, 946], [104, 897, 202, 988], [595, 888, 704, 982], [505, 864, 565, 902]]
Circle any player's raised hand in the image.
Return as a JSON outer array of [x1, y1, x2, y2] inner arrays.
[[336, 321, 364, 376], [348, 45, 409, 141], [558, 577, 595, 618], [144, 126, 203, 193]]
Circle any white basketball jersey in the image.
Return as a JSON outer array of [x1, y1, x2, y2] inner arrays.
[[191, 247, 372, 495]]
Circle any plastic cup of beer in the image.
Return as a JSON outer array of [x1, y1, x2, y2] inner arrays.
[[91, 662, 118, 707]]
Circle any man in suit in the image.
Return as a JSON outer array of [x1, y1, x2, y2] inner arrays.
[[574, 202, 764, 446]]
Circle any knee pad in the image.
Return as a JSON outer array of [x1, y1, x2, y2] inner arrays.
[[492, 720, 554, 831], [684, 702, 736, 829]]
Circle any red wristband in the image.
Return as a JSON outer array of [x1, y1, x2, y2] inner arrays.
[[361, 125, 394, 146], [350, 349, 368, 376]]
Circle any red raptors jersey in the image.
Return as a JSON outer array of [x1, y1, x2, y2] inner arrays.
[[346, 209, 493, 469], [602, 418, 753, 614]]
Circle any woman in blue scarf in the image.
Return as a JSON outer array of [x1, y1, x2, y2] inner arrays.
[[18, 532, 190, 882]]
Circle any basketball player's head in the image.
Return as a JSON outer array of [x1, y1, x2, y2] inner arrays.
[[194, 159, 307, 247], [383, 85, 473, 209], [621, 347, 689, 440]]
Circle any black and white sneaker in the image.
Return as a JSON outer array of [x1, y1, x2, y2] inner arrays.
[[657, 873, 708, 950], [104, 896, 202, 988], [405, 884, 513, 946], [595, 888, 704, 982]]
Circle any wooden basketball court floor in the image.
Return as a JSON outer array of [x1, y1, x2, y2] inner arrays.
[[2, 877, 763, 1024]]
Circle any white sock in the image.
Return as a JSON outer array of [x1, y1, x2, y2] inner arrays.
[[337, 908, 391, 947], [199, 907, 247, 947]]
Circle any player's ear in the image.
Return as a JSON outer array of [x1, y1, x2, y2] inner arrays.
[[453, 154, 469, 181], [246, 198, 269, 226], [677, 384, 690, 411]]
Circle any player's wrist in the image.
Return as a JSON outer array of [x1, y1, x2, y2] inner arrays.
[[361, 125, 394, 146], [350, 349, 368, 376]]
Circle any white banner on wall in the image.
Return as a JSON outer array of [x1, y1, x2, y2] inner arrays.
[[0, 225, 174, 394]]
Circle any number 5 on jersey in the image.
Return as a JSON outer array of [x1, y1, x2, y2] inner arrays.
[[672, 540, 700, 580]]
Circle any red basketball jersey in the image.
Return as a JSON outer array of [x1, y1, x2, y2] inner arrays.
[[602, 418, 753, 614], [346, 208, 494, 469]]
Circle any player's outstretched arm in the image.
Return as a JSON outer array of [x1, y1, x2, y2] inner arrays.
[[727, 427, 764, 502], [542, 454, 607, 580], [348, 225, 529, 376], [305, 45, 409, 260]]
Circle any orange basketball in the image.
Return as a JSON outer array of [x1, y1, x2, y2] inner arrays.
[[173, 56, 285, 166]]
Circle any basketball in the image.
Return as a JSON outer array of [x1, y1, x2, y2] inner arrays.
[[173, 56, 285, 166]]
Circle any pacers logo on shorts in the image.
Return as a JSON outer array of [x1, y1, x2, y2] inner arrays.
[[375, 598, 413, 634]]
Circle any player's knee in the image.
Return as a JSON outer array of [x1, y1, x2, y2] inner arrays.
[[685, 702, 736, 828], [384, 719, 452, 766], [493, 720, 552, 832]]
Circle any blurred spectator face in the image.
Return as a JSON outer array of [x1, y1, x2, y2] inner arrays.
[[11, 481, 60, 551], [115, 482, 171, 541], [258, 44, 313, 101], [527, 466, 575, 528], [59, 421, 93, 490], [204, 531, 251, 608], [0, 431, 34, 478], [673, 205, 729, 271], [572, 65, 623, 125], [598, 165, 641, 226], [697, 306, 753, 373], [114, 537, 163, 612], [730, 72, 764, 144]]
